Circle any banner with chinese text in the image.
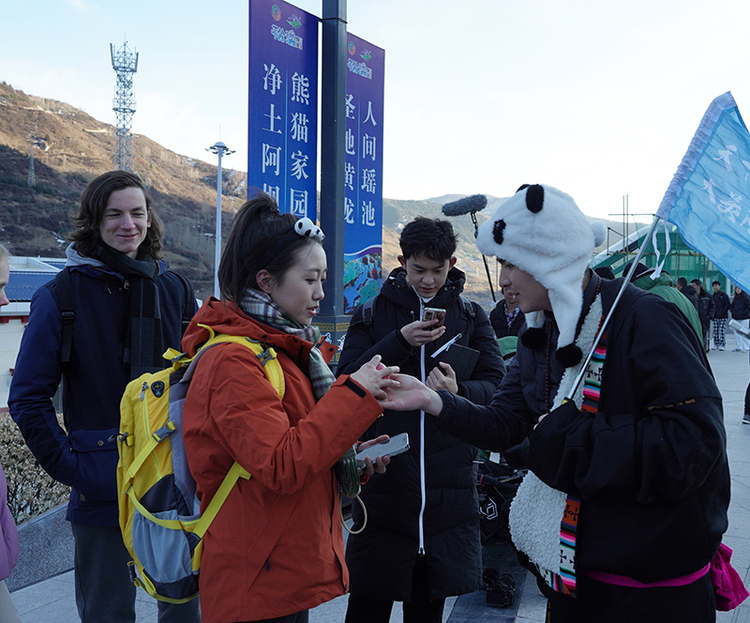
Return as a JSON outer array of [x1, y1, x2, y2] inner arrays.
[[248, 1, 318, 219], [343, 34, 385, 313], [657, 92, 750, 293]]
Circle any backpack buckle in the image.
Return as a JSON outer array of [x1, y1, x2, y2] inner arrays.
[[256, 347, 275, 367], [152, 421, 176, 442]]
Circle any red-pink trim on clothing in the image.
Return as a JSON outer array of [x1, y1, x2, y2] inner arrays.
[[581, 564, 710, 588]]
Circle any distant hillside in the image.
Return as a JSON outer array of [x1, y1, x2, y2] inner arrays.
[[0, 82, 246, 297], [0, 81, 641, 308]]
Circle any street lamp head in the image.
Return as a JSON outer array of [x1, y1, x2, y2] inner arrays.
[[206, 141, 235, 156]]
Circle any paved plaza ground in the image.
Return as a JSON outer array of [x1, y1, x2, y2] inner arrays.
[[10, 348, 750, 622]]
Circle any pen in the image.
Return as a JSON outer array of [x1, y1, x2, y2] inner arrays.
[[432, 332, 462, 358]]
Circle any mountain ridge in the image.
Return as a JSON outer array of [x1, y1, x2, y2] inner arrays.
[[0, 81, 633, 306]]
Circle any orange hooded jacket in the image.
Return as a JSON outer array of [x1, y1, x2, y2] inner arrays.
[[182, 298, 383, 622]]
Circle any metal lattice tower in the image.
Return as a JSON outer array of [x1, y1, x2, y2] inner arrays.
[[110, 41, 139, 172]]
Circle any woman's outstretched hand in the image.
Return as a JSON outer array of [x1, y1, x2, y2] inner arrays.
[[377, 373, 444, 416], [349, 355, 400, 401]]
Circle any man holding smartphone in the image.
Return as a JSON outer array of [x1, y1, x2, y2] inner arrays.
[[337, 217, 504, 623]]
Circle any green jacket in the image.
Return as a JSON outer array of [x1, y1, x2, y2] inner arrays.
[[632, 272, 703, 338]]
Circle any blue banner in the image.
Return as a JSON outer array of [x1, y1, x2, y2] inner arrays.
[[343, 34, 385, 313], [248, 1, 318, 220], [657, 92, 750, 293]]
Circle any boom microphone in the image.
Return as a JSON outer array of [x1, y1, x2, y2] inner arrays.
[[441, 194, 488, 217], [441, 193, 497, 303]]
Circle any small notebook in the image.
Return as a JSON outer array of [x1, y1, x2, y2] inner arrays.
[[437, 343, 480, 381]]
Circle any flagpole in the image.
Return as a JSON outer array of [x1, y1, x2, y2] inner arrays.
[[568, 214, 663, 399]]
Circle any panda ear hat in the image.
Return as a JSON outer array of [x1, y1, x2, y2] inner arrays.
[[476, 184, 606, 368]]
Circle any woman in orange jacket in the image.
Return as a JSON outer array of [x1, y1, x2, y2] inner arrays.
[[182, 193, 397, 623]]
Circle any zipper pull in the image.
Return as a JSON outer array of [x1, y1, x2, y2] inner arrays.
[[123, 278, 130, 290]]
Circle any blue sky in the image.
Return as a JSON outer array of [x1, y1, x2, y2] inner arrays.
[[3, 0, 750, 220]]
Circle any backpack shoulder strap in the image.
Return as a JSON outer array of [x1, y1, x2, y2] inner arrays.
[[458, 295, 476, 339], [362, 294, 378, 327], [54, 268, 75, 364], [193, 327, 285, 400], [459, 295, 476, 318]]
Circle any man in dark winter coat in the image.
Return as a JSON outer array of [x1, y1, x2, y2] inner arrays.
[[730, 287, 750, 352], [337, 217, 504, 623], [711, 281, 731, 350], [380, 184, 730, 623], [691, 279, 715, 352], [9, 172, 199, 623], [490, 289, 526, 338]]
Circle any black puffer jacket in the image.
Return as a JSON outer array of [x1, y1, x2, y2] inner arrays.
[[712, 290, 730, 319], [730, 292, 750, 320], [337, 266, 504, 601], [489, 299, 526, 338], [435, 276, 728, 584]]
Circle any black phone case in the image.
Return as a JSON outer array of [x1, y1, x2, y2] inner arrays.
[[438, 343, 480, 381]]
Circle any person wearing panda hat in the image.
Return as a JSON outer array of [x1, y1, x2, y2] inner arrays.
[[379, 184, 732, 622]]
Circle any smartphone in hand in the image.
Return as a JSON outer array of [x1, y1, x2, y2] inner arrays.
[[421, 307, 446, 328], [356, 433, 410, 468]]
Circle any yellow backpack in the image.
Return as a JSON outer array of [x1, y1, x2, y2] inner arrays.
[[116, 325, 285, 603]]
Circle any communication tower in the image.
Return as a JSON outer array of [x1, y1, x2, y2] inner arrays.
[[110, 41, 139, 172]]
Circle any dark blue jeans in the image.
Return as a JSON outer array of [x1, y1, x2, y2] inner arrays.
[[72, 523, 201, 623]]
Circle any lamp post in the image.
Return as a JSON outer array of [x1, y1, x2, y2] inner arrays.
[[314, 0, 349, 367], [206, 141, 235, 298]]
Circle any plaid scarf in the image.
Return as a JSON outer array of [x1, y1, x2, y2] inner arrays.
[[504, 303, 521, 327], [240, 289, 335, 400]]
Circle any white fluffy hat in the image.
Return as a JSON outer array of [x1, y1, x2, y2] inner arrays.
[[476, 184, 606, 367]]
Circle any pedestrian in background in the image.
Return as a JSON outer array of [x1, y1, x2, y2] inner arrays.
[[623, 262, 702, 339], [490, 287, 526, 339], [731, 287, 750, 352], [0, 245, 22, 623], [691, 279, 715, 352], [711, 281, 730, 351]]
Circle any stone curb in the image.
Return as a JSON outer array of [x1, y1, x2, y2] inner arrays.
[[6, 501, 73, 592]]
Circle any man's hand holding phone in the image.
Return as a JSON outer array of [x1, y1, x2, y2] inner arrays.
[[421, 308, 446, 328], [400, 308, 447, 347]]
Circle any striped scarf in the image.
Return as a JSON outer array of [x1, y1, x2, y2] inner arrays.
[[239, 288, 335, 400], [508, 290, 605, 598]]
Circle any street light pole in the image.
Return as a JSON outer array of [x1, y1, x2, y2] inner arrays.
[[320, 0, 347, 317], [315, 0, 349, 365], [207, 141, 235, 298]]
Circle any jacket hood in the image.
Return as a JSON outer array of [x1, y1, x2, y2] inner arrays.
[[633, 271, 673, 291], [182, 297, 316, 362], [65, 243, 169, 279]]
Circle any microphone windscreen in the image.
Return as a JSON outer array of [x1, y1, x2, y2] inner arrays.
[[442, 194, 488, 216]]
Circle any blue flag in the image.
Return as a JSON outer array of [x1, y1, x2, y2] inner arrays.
[[657, 92, 750, 292]]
